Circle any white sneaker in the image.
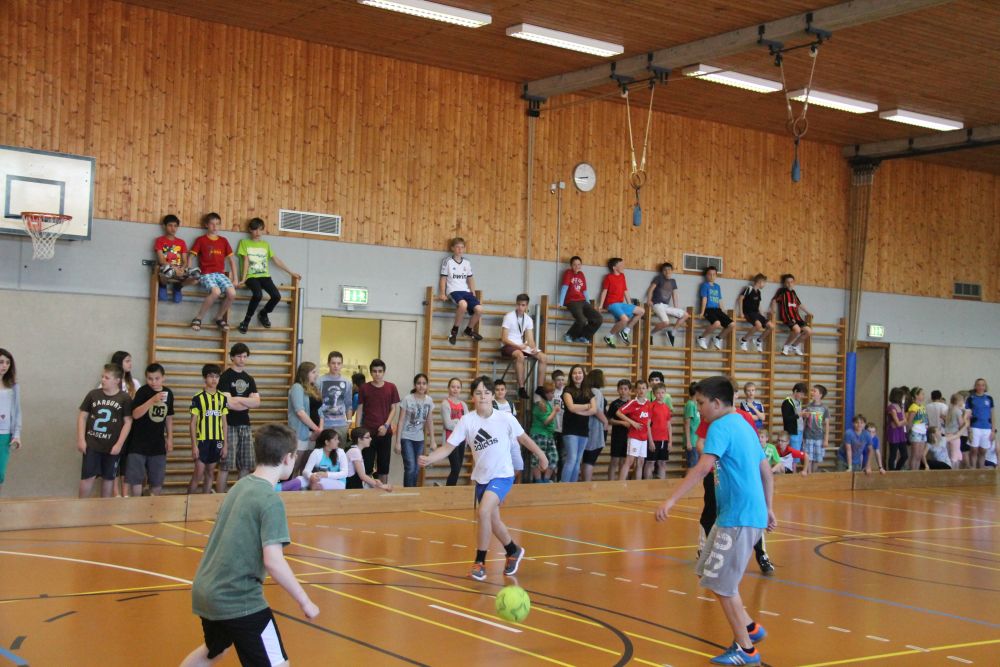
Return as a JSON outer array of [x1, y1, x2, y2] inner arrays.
[[739, 339, 749, 351], [697, 337, 708, 350], [754, 339, 764, 353], [781, 345, 791, 356], [712, 337, 723, 350], [794, 344, 804, 356]]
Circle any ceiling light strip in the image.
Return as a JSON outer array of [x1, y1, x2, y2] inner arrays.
[[505, 23, 623, 57], [682, 64, 782, 94], [879, 108, 963, 131], [788, 89, 877, 114], [357, 0, 491, 28]]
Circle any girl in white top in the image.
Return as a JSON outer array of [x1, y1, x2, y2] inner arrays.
[[303, 429, 350, 490], [345, 427, 392, 491], [0, 348, 22, 495], [419, 376, 549, 582]]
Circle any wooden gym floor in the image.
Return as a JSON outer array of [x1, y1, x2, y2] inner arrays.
[[1, 485, 997, 666]]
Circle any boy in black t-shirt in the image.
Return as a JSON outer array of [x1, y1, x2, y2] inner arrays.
[[128, 363, 174, 496], [736, 273, 774, 353], [78, 364, 133, 498], [217, 343, 260, 492], [606, 379, 632, 480]]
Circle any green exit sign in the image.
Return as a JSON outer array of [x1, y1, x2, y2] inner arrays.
[[342, 286, 369, 306], [868, 324, 885, 339]]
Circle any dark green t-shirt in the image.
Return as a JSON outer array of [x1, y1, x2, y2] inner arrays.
[[192, 475, 290, 620]]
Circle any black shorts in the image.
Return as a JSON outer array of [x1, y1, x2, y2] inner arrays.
[[704, 308, 732, 328], [651, 440, 670, 462], [81, 449, 119, 480], [202, 607, 288, 666], [610, 437, 627, 458], [782, 318, 807, 329], [198, 440, 224, 464], [581, 447, 603, 465], [744, 312, 768, 328], [960, 435, 969, 453]]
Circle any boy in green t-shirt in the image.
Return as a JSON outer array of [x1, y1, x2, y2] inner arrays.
[[684, 382, 701, 468], [530, 382, 559, 483], [181, 423, 319, 667], [236, 218, 302, 334], [758, 427, 782, 472]]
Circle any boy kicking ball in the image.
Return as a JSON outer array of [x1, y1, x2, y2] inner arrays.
[[182, 424, 319, 667], [419, 376, 548, 581], [656, 376, 776, 665]]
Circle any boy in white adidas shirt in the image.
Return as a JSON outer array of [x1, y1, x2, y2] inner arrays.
[[420, 376, 548, 581]]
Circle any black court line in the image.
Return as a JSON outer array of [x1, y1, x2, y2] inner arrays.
[[8, 637, 25, 651], [271, 609, 430, 666], [43, 611, 75, 623], [116, 593, 159, 602]]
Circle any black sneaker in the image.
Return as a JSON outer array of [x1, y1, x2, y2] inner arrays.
[[667, 330, 676, 346], [465, 327, 483, 342], [448, 328, 458, 345], [258, 312, 272, 328], [757, 553, 775, 576], [238, 320, 250, 334], [518, 387, 529, 399]]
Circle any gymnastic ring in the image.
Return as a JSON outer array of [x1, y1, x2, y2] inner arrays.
[[629, 170, 647, 189]]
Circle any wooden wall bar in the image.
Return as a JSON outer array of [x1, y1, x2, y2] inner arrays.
[[1, 0, 996, 300]]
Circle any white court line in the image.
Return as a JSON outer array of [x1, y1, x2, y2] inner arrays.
[[793, 618, 815, 625], [316, 524, 328, 528], [430, 540, 444, 544], [668, 589, 686, 596], [946, 657, 973, 664], [697, 596, 715, 602], [590, 571, 606, 577], [865, 635, 890, 642], [384, 533, 399, 537], [452, 544, 467, 548], [640, 583, 658, 589], [543, 562, 560, 567], [406, 537, 422, 541], [0, 550, 192, 584], [361, 530, 376, 534], [905, 645, 929, 652], [759, 610, 779, 616], [827, 626, 851, 633], [338, 527, 352, 531], [566, 566, 582, 572], [429, 604, 522, 634], [615, 577, 632, 583]]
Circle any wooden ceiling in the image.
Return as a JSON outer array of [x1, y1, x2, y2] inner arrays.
[[120, 0, 1000, 173]]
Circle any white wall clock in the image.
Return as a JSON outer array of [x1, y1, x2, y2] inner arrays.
[[573, 162, 596, 192]]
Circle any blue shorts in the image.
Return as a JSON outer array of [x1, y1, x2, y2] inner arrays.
[[449, 291, 480, 310], [475, 476, 515, 504], [199, 272, 234, 292], [607, 302, 636, 320], [789, 433, 803, 451]]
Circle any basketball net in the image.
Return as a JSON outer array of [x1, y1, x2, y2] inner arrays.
[[20, 212, 72, 260]]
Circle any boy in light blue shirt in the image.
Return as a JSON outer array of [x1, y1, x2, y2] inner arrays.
[[656, 375, 775, 666], [697, 266, 734, 351]]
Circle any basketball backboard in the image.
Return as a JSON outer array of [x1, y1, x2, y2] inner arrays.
[[1, 144, 94, 240]]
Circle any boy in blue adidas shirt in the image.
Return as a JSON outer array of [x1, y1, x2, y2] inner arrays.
[[656, 375, 775, 665], [697, 266, 734, 351]]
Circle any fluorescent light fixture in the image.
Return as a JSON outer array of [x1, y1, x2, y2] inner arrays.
[[505, 23, 623, 57], [879, 108, 963, 131], [681, 64, 782, 94], [788, 89, 877, 114], [357, 0, 491, 28]]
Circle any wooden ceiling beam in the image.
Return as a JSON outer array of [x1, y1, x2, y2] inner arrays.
[[523, 0, 952, 100], [842, 124, 1000, 162]]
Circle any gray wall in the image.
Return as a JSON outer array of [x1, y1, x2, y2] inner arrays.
[[2, 217, 997, 496]]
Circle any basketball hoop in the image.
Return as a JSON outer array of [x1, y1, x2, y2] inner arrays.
[[20, 211, 72, 260]]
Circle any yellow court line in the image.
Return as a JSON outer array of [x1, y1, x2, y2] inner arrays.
[[160, 522, 209, 536], [833, 540, 1000, 572], [114, 523, 204, 554], [894, 486, 1000, 503], [798, 637, 1000, 666], [420, 509, 631, 551], [290, 542, 664, 665], [892, 536, 1000, 558], [0, 582, 186, 605]]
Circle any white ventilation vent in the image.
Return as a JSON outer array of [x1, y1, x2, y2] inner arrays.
[[953, 282, 981, 300], [683, 253, 724, 274], [279, 209, 342, 237]]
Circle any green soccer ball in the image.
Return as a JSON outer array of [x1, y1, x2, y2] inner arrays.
[[495, 585, 531, 623]]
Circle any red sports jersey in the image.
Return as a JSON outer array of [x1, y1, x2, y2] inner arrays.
[[776, 443, 807, 461], [695, 409, 756, 439], [649, 401, 672, 441], [620, 399, 652, 440], [154, 235, 188, 266], [191, 234, 233, 275], [602, 273, 627, 308]]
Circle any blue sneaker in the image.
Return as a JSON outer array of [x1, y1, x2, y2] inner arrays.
[[575, 337, 589, 343], [710, 643, 760, 665], [157, 286, 168, 301], [172, 286, 183, 303], [563, 333, 574, 343], [747, 623, 767, 643]]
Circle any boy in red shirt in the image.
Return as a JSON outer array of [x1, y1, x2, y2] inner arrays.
[[644, 384, 672, 479], [153, 214, 197, 303], [558, 256, 603, 343], [189, 212, 239, 332], [616, 379, 652, 480], [598, 258, 644, 348], [775, 430, 809, 475]]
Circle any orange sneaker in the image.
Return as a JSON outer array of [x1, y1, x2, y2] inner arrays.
[[470, 563, 487, 581]]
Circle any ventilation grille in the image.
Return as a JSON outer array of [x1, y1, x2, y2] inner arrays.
[[683, 253, 724, 275], [278, 209, 341, 237], [953, 282, 982, 300]]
